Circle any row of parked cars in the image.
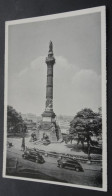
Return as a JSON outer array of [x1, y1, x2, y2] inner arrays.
[[22, 148, 84, 172]]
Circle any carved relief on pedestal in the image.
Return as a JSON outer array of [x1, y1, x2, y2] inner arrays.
[[45, 98, 53, 111]]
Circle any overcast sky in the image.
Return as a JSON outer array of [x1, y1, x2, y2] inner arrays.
[[7, 12, 101, 116]]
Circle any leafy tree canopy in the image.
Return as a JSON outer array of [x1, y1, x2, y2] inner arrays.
[[69, 108, 102, 136], [7, 105, 27, 133]]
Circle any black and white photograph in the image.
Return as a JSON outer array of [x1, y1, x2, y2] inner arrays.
[[3, 6, 107, 191]]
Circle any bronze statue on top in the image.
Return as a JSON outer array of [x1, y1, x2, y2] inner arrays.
[[49, 40, 53, 52]]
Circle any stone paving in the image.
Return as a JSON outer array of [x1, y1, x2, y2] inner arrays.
[[7, 136, 102, 161]]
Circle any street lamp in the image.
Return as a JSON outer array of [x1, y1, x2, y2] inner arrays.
[[21, 124, 25, 151]]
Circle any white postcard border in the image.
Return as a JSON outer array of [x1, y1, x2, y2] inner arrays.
[[3, 6, 107, 192]]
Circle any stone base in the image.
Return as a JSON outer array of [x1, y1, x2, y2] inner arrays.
[[37, 121, 62, 142], [42, 111, 56, 122]]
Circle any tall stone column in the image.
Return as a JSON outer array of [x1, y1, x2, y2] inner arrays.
[[42, 41, 56, 122], [38, 41, 62, 142]]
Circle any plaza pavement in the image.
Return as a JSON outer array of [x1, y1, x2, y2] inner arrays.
[[7, 136, 102, 161]]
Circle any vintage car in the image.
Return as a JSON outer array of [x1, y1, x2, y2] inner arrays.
[[22, 149, 45, 164], [57, 157, 84, 172]]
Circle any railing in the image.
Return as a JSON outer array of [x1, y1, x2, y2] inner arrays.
[[26, 147, 102, 164]]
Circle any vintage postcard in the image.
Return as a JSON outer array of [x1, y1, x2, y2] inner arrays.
[[3, 6, 107, 191]]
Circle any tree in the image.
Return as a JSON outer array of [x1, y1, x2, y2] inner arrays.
[[69, 108, 102, 159], [7, 105, 27, 134], [70, 108, 102, 136]]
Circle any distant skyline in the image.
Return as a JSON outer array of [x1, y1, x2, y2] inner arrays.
[[8, 12, 101, 116]]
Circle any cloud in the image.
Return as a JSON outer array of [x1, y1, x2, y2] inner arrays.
[[54, 69, 101, 115], [30, 56, 46, 70], [56, 56, 70, 69], [9, 56, 101, 115], [17, 55, 79, 78], [10, 55, 75, 114], [72, 69, 101, 92], [18, 67, 28, 77], [30, 55, 75, 70]]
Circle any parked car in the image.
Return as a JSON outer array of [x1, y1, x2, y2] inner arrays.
[[22, 149, 45, 164], [57, 157, 84, 172]]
